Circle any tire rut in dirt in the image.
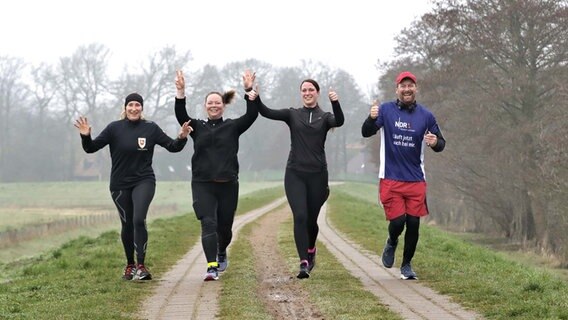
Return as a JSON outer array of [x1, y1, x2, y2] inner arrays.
[[249, 206, 324, 320]]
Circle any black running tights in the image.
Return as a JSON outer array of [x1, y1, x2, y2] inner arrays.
[[284, 168, 329, 262], [111, 181, 155, 266], [191, 180, 239, 264], [388, 214, 421, 266]]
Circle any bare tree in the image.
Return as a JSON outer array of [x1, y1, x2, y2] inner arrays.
[[56, 43, 111, 180], [0, 56, 28, 181], [28, 63, 65, 180]]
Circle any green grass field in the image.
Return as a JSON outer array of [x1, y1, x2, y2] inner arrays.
[[1, 181, 567, 319], [0, 180, 280, 264]]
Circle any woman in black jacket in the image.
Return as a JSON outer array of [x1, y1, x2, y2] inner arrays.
[[74, 92, 191, 281], [174, 70, 258, 281], [253, 78, 344, 279]]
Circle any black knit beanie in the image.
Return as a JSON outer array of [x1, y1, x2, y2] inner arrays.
[[124, 93, 144, 107]]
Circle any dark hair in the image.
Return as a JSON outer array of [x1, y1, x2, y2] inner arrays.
[[205, 90, 236, 105], [300, 79, 320, 92]]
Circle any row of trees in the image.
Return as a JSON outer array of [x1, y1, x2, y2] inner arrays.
[[1, 0, 566, 265], [0, 44, 376, 184]]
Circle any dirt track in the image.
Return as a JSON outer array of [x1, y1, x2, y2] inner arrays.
[[140, 198, 483, 320]]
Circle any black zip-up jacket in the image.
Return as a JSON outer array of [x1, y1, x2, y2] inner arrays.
[[256, 96, 344, 172], [175, 95, 258, 182], [80, 119, 187, 191]]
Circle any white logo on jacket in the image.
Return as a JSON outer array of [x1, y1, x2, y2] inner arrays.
[[138, 137, 146, 150]]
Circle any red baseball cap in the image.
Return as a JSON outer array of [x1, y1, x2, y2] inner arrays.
[[395, 71, 417, 84]]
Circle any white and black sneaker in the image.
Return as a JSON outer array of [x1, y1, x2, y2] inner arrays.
[[400, 263, 418, 280], [204, 266, 219, 281], [134, 264, 152, 280]]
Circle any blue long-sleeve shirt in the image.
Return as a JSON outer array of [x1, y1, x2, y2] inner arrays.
[[361, 101, 445, 181]]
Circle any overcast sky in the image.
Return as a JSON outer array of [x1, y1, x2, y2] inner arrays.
[[2, 0, 432, 94]]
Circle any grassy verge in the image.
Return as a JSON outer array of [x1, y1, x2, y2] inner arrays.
[[0, 181, 280, 266], [218, 216, 277, 320], [0, 185, 283, 320], [0, 214, 199, 319], [329, 183, 568, 319]]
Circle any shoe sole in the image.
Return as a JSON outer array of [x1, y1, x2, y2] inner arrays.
[[204, 275, 219, 281], [297, 271, 310, 279], [382, 257, 394, 268], [400, 275, 418, 280]]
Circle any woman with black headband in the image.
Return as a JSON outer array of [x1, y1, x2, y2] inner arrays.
[[252, 78, 344, 279], [174, 70, 258, 281], [74, 92, 191, 281]]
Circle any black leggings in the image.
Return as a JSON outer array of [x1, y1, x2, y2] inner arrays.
[[111, 181, 155, 266], [388, 214, 421, 266], [284, 168, 329, 261], [191, 180, 239, 264]]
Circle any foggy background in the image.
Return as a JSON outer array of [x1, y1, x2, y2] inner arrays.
[[1, 0, 568, 265]]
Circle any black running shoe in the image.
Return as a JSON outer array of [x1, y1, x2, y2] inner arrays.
[[217, 253, 229, 272], [122, 264, 136, 280], [204, 266, 219, 281], [297, 262, 310, 279], [381, 238, 398, 268], [134, 264, 152, 280], [307, 248, 317, 272]]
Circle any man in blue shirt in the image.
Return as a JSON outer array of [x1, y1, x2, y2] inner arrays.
[[361, 71, 446, 280]]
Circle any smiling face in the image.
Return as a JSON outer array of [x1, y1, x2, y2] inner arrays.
[[300, 81, 320, 108], [205, 93, 225, 120], [396, 78, 417, 105], [125, 101, 143, 121]]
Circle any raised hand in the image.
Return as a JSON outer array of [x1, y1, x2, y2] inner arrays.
[[328, 87, 339, 102], [242, 69, 256, 90], [178, 120, 192, 139], [74, 116, 91, 136], [424, 130, 438, 147], [370, 99, 379, 119], [175, 70, 186, 98], [247, 84, 259, 100]]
